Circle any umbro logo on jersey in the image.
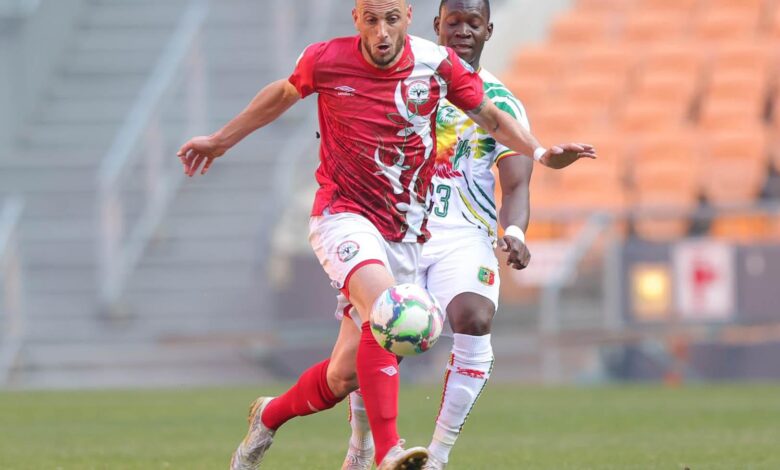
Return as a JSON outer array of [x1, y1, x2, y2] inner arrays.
[[380, 366, 398, 377], [335, 85, 356, 96]]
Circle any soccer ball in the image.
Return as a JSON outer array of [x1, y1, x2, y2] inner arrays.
[[370, 283, 444, 356]]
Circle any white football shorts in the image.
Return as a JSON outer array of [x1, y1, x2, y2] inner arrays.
[[309, 211, 421, 328], [419, 227, 500, 312]]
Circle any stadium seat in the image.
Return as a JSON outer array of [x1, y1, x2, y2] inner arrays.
[[710, 42, 774, 74], [707, 0, 768, 13], [701, 130, 769, 204], [640, 43, 703, 80], [548, 11, 616, 45], [574, 43, 637, 79], [622, 10, 689, 44], [617, 101, 684, 134], [630, 132, 699, 188], [502, 75, 551, 114], [632, 71, 699, 116], [633, 189, 698, 241], [711, 213, 775, 242], [699, 99, 766, 131], [575, 0, 633, 12], [636, 0, 699, 13], [556, 73, 628, 120], [693, 9, 760, 43], [529, 103, 599, 143], [706, 69, 770, 105], [510, 44, 566, 80]]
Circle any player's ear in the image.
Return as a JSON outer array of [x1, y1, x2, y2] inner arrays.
[[486, 22, 494, 41], [352, 8, 359, 30], [433, 16, 441, 36], [407, 4, 413, 24]]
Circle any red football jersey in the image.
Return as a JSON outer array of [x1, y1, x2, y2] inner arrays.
[[289, 35, 484, 243]]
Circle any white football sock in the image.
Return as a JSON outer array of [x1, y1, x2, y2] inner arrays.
[[429, 333, 494, 464], [348, 390, 373, 450]]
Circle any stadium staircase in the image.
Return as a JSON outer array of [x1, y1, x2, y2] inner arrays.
[[1, 0, 343, 389]]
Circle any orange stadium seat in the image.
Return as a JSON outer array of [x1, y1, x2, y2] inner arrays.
[[510, 44, 566, 80], [699, 98, 766, 131], [640, 43, 703, 79], [556, 73, 629, 121], [707, 69, 770, 102], [501, 75, 551, 114], [574, 43, 637, 79], [710, 42, 774, 75], [616, 101, 684, 134], [711, 213, 775, 242], [529, 104, 599, 143], [693, 9, 760, 43], [633, 189, 698, 241], [707, 0, 768, 13], [575, 0, 634, 13], [630, 132, 699, 184], [701, 130, 769, 204], [772, 6, 780, 38], [773, 97, 780, 171], [636, 0, 699, 13], [622, 10, 690, 44], [632, 71, 700, 117], [548, 11, 617, 45]]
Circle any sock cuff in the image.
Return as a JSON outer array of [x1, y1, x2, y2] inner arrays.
[[452, 333, 493, 363]]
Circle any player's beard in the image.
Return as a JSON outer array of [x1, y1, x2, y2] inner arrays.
[[368, 34, 405, 67]]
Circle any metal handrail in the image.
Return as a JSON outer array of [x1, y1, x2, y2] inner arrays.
[[97, 0, 208, 312], [0, 196, 25, 386]]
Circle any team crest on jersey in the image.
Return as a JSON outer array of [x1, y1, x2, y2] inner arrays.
[[478, 266, 496, 286], [337, 241, 360, 263], [407, 80, 430, 105]]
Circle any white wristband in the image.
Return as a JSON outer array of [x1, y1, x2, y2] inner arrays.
[[533, 147, 547, 162], [504, 225, 526, 244]]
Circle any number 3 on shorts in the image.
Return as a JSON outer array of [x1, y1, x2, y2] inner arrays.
[[434, 184, 451, 218]]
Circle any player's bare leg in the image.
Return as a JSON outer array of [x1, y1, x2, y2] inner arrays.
[[348, 264, 429, 469], [423, 292, 495, 469]]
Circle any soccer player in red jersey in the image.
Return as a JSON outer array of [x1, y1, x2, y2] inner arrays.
[[178, 1, 595, 468]]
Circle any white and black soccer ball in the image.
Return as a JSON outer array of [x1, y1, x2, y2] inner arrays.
[[370, 283, 444, 356]]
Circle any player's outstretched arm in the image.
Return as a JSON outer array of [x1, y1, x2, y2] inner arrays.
[[466, 99, 597, 169], [497, 154, 533, 270], [177, 79, 301, 176]]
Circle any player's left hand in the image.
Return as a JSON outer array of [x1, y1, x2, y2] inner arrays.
[[177, 135, 227, 177], [539, 143, 597, 169], [499, 235, 531, 270]]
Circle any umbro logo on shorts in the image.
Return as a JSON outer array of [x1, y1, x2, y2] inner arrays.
[[337, 241, 360, 262]]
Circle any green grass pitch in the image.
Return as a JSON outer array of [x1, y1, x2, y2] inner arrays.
[[1, 384, 779, 469]]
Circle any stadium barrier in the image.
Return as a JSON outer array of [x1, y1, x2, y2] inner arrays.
[[0, 197, 24, 386], [96, 0, 208, 316]]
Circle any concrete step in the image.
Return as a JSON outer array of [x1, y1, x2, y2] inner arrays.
[[47, 74, 146, 99], [74, 27, 172, 52], [21, 341, 253, 369], [81, 3, 186, 28], [65, 50, 159, 75], [25, 308, 266, 342], [12, 359, 269, 390], [16, 122, 117, 149], [127, 263, 259, 291]]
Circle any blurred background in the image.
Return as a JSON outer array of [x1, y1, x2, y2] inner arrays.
[[1, 0, 779, 391]]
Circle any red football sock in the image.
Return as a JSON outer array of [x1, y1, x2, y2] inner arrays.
[[356, 321, 400, 464], [260, 359, 341, 430]]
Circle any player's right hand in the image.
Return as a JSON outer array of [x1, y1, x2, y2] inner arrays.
[[177, 135, 227, 177]]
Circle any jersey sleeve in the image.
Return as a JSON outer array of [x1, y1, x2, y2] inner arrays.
[[288, 42, 327, 99], [492, 90, 532, 163], [441, 47, 485, 112]]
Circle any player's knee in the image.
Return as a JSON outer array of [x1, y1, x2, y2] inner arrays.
[[448, 293, 495, 336], [327, 368, 359, 398]]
